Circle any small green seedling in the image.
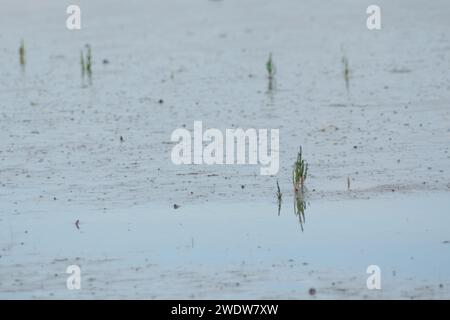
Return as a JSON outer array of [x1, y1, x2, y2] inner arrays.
[[19, 40, 25, 67], [86, 44, 92, 77], [266, 53, 276, 91], [80, 44, 92, 83], [293, 147, 308, 192], [341, 53, 350, 91]]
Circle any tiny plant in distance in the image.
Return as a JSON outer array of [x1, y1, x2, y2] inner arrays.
[[266, 53, 276, 91], [19, 40, 25, 68], [80, 44, 93, 83], [85, 44, 92, 77], [341, 50, 350, 91]]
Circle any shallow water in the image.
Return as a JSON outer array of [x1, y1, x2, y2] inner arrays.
[[1, 192, 449, 298]]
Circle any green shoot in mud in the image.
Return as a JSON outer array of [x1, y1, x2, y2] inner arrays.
[[80, 44, 92, 83], [341, 53, 350, 91], [86, 45, 92, 76], [292, 147, 308, 192], [266, 53, 276, 92], [19, 40, 25, 68], [276, 180, 282, 215]]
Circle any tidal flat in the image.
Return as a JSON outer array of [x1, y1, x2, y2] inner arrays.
[[1, 0, 450, 299]]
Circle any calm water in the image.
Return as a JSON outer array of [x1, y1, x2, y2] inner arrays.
[[2, 192, 450, 298]]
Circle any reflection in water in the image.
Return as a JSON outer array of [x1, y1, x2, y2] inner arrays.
[[294, 193, 307, 232], [277, 197, 282, 216], [276, 180, 282, 216], [266, 89, 275, 107], [276, 189, 308, 231]]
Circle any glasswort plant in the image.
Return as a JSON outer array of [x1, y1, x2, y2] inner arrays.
[[80, 44, 92, 84], [19, 40, 25, 67], [266, 53, 276, 91], [85, 44, 92, 77], [342, 53, 350, 91], [292, 147, 308, 192]]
